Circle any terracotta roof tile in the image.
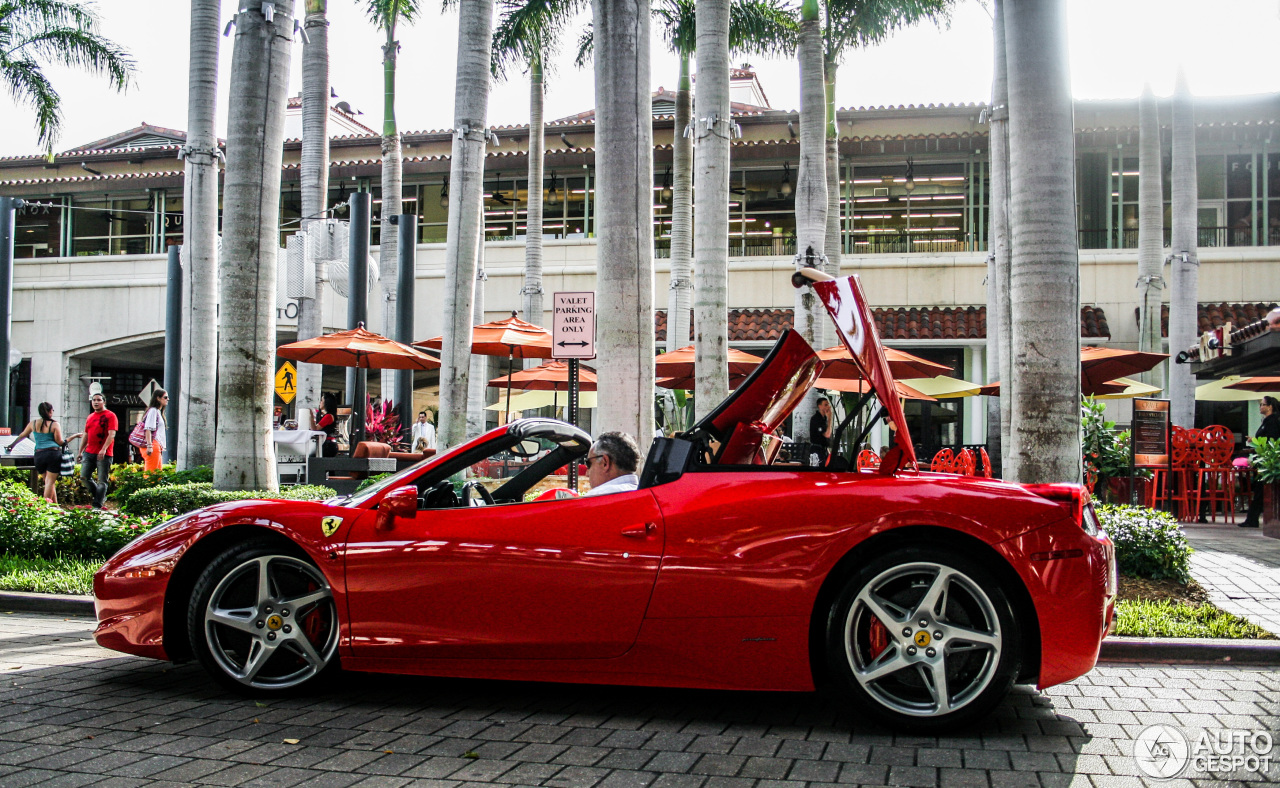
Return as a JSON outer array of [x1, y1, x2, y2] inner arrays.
[[657, 306, 1110, 343], [1148, 303, 1278, 338]]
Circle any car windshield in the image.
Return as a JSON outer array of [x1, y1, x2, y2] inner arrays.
[[335, 456, 435, 507]]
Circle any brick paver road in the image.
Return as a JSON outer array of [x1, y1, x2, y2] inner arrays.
[[0, 613, 1275, 788]]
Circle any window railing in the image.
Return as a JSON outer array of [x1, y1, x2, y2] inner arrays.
[[1078, 227, 1274, 250]]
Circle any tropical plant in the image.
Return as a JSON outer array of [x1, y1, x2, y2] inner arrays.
[[492, 0, 586, 334], [295, 0, 332, 427], [365, 396, 403, 445], [178, 0, 220, 470], [590, 0, 655, 442], [1003, 0, 1080, 483], [121, 483, 337, 519], [215, 0, 297, 491], [1250, 436, 1280, 483], [438, 0, 495, 451], [0, 0, 135, 156], [1081, 398, 1132, 485], [1168, 71, 1199, 429], [1095, 504, 1193, 584], [364, 0, 420, 399]]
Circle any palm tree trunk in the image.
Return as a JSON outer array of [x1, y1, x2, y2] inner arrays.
[[793, 0, 826, 440], [178, 0, 221, 470], [1137, 84, 1165, 387], [215, 0, 296, 490], [295, 0, 329, 430], [379, 32, 402, 400], [1004, 0, 1079, 484], [523, 55, 545, 335], [822, 54, 839, 353], [987, 0, 1010, 478], [438, 0, 493, 450], [694, 0, 730, 417], [1169, 71, 1198, 428], [666, 52, 693, 355], [592, 0, 655, 444], [468, 253, 488, 438]]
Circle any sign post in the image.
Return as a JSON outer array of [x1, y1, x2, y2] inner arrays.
[[553, 292, 596, 492], [1130, 397, 1171, 507]]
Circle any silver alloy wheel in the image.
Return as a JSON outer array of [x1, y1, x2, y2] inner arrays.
[[843, 561, 1002, 718], [203, 555, 338, 690]]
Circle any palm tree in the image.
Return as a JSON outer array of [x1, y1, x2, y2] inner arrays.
[[295, 0, 331, 430], [491, 0, 585, 333], [438, 0, 494, 450], [1003, 0, 1079, 484], [1136, 84, 1164, 388], [687, 0, 794, 413], [592, 0, 654, 443], [986, 0, 1009, 477], [821, 0, 952, 350], [177, 0, 220, 470], [1169, 71, 1198, 428], [215, 0, 297, 491], [364, 0, 420, 397], [792, 0, 826, 437], [0, 0, 134, 157]]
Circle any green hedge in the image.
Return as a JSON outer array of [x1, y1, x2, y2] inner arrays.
[[0, 482, 157, 559], [122, 482, 337, 518], [1096, 504, 1193, 584]]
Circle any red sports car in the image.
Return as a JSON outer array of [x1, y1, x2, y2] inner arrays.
[[95, 272, 1116, 730]]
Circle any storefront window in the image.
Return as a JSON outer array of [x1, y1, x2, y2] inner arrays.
[[848, 162, 969, 254], [71, 196, 152, 256], [14, 198, 63, 258]]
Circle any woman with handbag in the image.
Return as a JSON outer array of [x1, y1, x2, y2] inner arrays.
[[132, 389, 169, 472], [4, 402, 82, 503]]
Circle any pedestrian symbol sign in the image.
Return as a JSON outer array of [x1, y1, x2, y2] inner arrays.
[[275, 362, 297, 404]]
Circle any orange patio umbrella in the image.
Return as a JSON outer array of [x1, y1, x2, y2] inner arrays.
[[816, 377, 937, 402], [656, 373, 751, 391], [488, 361, 598, 412], [655, 345, 762, 379], [816, 346, 951, 381], [977, 379, 1128, 397], [1224, 376, 1280, 392], [418, 312, 556, 420], [1079, 346, 1168, 391], [277, 326, 441, 370]]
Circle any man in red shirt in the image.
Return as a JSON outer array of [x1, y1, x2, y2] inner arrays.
[[79, 393, 118, 508]]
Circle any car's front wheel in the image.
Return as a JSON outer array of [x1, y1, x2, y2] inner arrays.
[[825, 546, 1021, 730], [187, 540, 339, 694]]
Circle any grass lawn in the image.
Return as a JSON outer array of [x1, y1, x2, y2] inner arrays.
[[1114, 598, 1276, 639], [0, 554, 101, 596]]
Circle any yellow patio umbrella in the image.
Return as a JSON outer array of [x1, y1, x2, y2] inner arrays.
[[1195, 376, 1265, 402], [902, 375, 984, 399], [485, 390, 598, 411], [1093, 377, 1163, 400]]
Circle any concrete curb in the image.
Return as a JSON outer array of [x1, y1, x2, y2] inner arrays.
[[1099, 636, 1280, 666], [0, 591, 94, 616]]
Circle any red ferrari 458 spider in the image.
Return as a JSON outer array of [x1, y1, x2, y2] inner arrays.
[[94, 272, 1116, 730]]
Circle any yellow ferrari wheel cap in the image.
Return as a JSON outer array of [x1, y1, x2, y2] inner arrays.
[[321, 516, 343, 537], [267, 615, 284, 631], [914, 631, 931, 647]]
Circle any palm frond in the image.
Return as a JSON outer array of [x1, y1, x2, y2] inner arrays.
[[363, 0, 423, 30], [13, 26, 133, 90], [0, 57, 61, 154], [652, 0, 695, 58], [825, 0, 952, 58], [491, 0, 586, 80], [573, 23, 593, 69], [728, 0, 797, 57], [1, 0, 98, 38]]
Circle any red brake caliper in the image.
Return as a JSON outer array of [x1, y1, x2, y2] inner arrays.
[[868, 615, 889, 660]]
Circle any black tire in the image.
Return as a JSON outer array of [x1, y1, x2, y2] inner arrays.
[[824, 545, 1021, 731], [187, 539, 340, 695]]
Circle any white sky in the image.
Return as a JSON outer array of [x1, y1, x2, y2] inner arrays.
[[1, 0, 1277, 156]]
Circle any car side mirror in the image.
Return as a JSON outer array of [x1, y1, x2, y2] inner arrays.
[[376, 484, 418, 531]]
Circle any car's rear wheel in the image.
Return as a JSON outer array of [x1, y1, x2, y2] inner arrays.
[[825, 546, 1020, 730], [187, 540, 339, 694]]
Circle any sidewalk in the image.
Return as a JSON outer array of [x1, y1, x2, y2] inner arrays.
[[1182, 521, 1280, 635]]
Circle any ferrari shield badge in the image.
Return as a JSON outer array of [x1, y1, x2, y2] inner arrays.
[[321, 516, 343, 538]]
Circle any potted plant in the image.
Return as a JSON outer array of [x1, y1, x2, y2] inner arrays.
[[1250, 436, 1280, 537], [1082, 398, 1146, 503]]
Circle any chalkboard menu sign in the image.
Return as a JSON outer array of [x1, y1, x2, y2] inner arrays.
[[1131, 397, 1170, 468]]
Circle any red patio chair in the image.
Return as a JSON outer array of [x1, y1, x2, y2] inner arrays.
[[930, 448, 954, 473], [856, 450, 880, 471], [1195, 425, 1238, 523]]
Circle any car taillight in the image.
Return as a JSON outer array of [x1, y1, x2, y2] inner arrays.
[[1024, 482, 1089, 531]]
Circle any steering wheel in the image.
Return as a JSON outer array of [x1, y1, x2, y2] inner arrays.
[[460, 480, 495, 507]]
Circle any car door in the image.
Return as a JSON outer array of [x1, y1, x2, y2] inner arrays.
[[344, 488, 664, 660]]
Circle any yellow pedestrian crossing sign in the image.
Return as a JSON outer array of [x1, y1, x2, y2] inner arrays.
[[275, 362, 297, 404]]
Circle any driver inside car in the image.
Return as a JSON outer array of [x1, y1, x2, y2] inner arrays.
[[584, 432, 641, 496]]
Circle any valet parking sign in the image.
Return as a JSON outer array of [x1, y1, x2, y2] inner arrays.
[[553, 292, 596, 359]]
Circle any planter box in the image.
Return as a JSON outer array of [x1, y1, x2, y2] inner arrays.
[[1262, 483, 1280, 539]]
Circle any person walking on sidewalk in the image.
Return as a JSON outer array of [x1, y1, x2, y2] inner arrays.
[[139, 389, 168, 472], [5, 402, 82, 503], [80, 393, 117, 508]]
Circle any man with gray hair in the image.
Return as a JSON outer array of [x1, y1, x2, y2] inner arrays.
[[584, 431, 641, 496]]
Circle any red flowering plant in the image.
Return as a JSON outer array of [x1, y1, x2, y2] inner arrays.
[[0, 482, 151, 559], [365, 396, 404, 447]]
